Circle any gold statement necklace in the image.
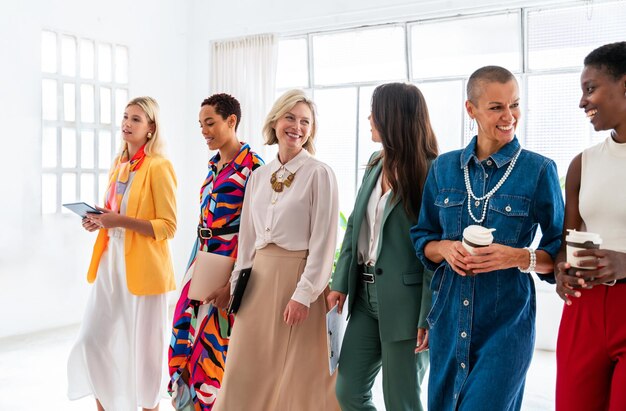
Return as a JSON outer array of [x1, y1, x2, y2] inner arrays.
[[270, 166, 295, 192]]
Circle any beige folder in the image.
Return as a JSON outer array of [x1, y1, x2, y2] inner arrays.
[[187, 251, 235, 302]]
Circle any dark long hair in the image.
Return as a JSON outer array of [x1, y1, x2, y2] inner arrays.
[[369, 83, 439, 220]]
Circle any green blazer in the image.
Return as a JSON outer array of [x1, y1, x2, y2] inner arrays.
[[331, 153, 432, 342]]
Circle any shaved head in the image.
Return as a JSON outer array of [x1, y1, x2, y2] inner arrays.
[[467, 66, 517, 104]]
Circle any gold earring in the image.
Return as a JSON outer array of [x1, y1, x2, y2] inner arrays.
[[147, 132, 153, 139]]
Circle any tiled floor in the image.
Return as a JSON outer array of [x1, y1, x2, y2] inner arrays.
[[0, 325, 555, 410]]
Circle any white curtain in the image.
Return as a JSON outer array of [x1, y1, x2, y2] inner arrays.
[[210, 33, 278, 156]]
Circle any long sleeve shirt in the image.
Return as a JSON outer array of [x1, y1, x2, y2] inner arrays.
[[231, 149, 339, 307]]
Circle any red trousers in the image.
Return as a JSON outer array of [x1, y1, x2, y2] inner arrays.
[[556, 284, 626, 411]]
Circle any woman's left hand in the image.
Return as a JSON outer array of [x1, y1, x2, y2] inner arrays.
[[465, 243, 522, 274], [87, 206, 121, 229], [415, 328, 429, 353], [571, 249, 626, 287], [283, 299, 309, 326]]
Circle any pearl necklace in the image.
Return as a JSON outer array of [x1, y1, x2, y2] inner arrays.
[[463, 148, 522, 223]]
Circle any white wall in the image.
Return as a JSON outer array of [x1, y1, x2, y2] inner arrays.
[[0, 0, 198, 338]]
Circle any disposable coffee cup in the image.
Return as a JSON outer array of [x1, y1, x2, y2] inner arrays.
[[566, 229, 602, 271], [462, 225, 496, 255], [462, 225, 495, 275]]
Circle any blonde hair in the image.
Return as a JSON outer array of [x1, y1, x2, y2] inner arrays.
[[117, 96, 165, 157], [262, 89, 317, 155]]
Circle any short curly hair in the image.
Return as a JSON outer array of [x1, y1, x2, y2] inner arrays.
[[584, 42, 626, 80], [201, 93, 242, 131]]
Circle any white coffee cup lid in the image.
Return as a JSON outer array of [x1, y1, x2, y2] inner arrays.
[[565, 229, 602, 245], [463, 225, 496, 246]]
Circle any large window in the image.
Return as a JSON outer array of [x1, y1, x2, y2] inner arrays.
[[275, 1, 626, 213], [41, 31, 129, 214]]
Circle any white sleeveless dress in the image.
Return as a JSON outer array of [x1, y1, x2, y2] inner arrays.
[[67, 172, 168, 410]]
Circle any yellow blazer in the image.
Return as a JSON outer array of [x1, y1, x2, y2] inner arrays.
[[87, 155, 177, 295]]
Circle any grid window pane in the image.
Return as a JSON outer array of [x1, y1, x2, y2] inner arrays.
[[63, 83, 75, 122], [42, 174, 57, 214], [115, 46, 129, 83], [415, 81, 465, 154], [98, 130, 112, 170], [98, 43, 112, 82], [61, 36, 76, 76], [41, 31, 57, 73], [80, 39, 95, 79], [410, 12, 522, 79], [42, 127, 57, 168], [61, 128, 77, 168], [356, 86, 380, 185], [115, 89, 128, 124], [313, 26, 406, 86], [81, 130, 95, 168], [314, 87, 358, 215], [276, 38, 308, 89], [525, 73, 610, 177], [42, 79, 58, 121], [81, 84, 95, 123], [528, 3, 626, 71], [80, 173, 96, 205], [100, 87, 112, 124], [61, 173, 77, 208], [42, 30, 128, 214]]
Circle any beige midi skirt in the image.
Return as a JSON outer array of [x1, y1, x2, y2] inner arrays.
[[213, 244, 339, 411]]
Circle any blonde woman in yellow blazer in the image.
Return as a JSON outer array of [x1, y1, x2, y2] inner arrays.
[[68, 96, 177, 411]]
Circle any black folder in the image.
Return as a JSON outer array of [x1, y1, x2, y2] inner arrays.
[[227, 267, 252, 314]]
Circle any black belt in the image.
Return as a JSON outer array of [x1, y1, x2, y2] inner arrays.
[[197, 225, 239, 239], [358, 264, 375, 284]]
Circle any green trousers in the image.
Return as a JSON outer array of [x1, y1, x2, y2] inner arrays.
[[336, 281, 428, 411]]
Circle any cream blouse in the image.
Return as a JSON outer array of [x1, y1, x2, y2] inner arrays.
[[231, 149, 339, 307], [357, 172, 391, 266]]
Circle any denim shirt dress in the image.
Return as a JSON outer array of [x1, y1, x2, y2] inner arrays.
[[410, 137, 564, 411]]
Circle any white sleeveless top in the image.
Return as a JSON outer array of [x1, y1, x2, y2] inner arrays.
[[579, 136, 626, 252]]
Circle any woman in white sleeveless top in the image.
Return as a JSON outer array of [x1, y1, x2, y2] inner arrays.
[[555, 41, 626, 411]]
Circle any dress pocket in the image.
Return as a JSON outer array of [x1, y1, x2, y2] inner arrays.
[[434, 190, 466, 239], [426, 264, 451, 329], [487, 194, 531, 245]]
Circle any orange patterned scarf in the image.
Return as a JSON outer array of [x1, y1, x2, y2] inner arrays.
[[105, 145, 147, 213]]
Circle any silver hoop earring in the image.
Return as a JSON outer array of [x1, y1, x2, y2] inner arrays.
[[469, 118, 475, 132]]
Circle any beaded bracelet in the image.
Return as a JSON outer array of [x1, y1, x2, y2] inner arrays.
[[519, 247, 536, 273]]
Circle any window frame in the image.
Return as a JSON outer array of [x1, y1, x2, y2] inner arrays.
[[41, 30, 130, 215]]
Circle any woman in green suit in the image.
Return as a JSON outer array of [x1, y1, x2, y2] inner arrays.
[[327, 82, 438, 411]]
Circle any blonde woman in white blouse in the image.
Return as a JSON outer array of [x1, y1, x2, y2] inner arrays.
[[212, 89, 340, 411]]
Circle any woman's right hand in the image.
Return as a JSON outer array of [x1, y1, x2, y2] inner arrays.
[[555, 261, 583, 305], [438, 240, 470, 276], [205, 283, 231, 309], [81, 216, 101, 232], [326, 291, 347, 314]]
